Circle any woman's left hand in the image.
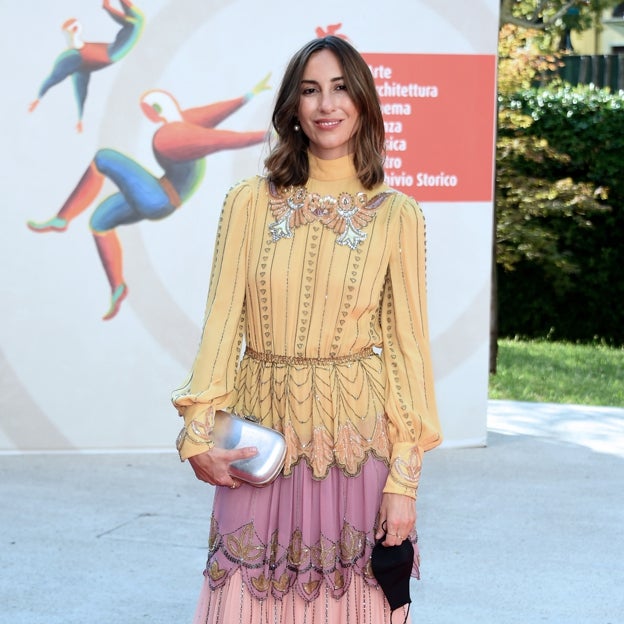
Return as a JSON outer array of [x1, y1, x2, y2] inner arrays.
[[375, 492, 416, 547]]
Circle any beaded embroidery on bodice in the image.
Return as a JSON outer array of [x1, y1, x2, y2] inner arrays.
[[267, 181, 394, 250]]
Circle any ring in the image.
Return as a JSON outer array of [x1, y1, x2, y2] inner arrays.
[[230, 483, 237, 489]]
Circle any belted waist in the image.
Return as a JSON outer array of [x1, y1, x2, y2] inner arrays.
[[244, 346, 375, 366]]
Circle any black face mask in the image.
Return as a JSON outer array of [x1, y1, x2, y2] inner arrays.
[[371, 528, 414, 622]]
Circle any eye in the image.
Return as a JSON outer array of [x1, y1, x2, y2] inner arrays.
[[335, 83, 347, 92], [301, 87, 318, 96]]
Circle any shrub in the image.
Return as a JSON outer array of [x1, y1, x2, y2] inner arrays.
[[497, 84, 624, 345]]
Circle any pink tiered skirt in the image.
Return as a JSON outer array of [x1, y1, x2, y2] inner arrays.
[[192, 456, 417, 624]]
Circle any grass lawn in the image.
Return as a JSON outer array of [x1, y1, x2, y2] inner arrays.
[[488, 338, 624, 408]]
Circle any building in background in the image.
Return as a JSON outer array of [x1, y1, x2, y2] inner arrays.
[[558, 4, 624, 90]]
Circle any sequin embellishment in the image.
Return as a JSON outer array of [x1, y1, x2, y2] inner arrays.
[[268, 182, 394, 250]]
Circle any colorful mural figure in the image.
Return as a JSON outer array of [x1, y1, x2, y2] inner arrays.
[[28, 0, 145, 133], [27, 74, 271, 321], [315, 24, 348, 40]]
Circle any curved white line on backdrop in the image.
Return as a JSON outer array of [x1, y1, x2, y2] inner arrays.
[[430, 278, 491, 378], [0, 0, 228, 452], [103, 0, 496, 370], [0, 350, 73, 450]]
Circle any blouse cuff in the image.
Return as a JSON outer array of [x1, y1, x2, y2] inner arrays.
[[175, 404, 216, 461], [382, 442, 423, 500]]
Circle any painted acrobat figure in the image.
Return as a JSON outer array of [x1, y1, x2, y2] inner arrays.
[[27, 74, 271, 320], [29, 0, 145, 132]]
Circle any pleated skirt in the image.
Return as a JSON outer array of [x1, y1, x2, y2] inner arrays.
[[192, 456, 418, 624]]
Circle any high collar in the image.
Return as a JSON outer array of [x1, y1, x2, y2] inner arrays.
[[308, 152, 357, 182]]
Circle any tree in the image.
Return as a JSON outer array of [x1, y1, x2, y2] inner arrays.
[[490, 21, 610, 371], [500, 0, 619, 31]]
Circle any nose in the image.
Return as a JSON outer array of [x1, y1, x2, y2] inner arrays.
[[319, 90, 335, 113]]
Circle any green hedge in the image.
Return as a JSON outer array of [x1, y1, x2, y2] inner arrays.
[[498, 84, 624, 345]]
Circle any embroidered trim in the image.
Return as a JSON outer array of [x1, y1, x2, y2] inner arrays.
[[206, 516, 405, 601], [245, 346, 374, 366], [205, 515, 419, 602], [390, 447, 422, 487], [267, 182, 394, 250], [176, 406, 216, 455]]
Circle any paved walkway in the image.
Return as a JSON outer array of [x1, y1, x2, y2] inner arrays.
[[1, 400, 623, 624]]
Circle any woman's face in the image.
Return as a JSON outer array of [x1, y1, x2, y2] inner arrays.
[[297, 49, 359, 160]]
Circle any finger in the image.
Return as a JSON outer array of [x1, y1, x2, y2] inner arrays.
[[195, 471, 218, 485], [188, 451, 234, 485], [195, 467, 220, 485], [375, 517, 387, 541], [381, 526, 402, 546], [221, 475, 244, 489], [227, 446, 258, 461], [382, 533, 403, 547]]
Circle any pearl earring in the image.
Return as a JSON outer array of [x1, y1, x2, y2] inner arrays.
[[294, 123, 300, 131]]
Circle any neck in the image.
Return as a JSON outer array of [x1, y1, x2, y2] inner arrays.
[[308, 152, 357, 182]]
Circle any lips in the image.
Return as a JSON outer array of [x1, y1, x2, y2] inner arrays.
[[314, 119, 342, 129]]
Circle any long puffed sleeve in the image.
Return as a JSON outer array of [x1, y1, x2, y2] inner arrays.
[[381, 197, 442, 499], [171, 181, 254, 460]]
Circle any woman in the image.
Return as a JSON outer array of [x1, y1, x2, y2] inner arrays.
[[172, 35, 442, 623]]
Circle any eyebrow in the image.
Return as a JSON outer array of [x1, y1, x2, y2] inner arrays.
[[300, 76, 344, 85]]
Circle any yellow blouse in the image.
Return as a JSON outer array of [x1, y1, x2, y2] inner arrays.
[[172, 153, 442, 499]]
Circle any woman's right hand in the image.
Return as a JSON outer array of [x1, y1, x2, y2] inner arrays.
[[188, 446, 257, 489]]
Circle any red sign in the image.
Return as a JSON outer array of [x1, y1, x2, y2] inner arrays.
[[364, 53, 497, 202]]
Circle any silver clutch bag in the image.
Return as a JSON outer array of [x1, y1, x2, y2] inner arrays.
[[212, 410, 286, 486]]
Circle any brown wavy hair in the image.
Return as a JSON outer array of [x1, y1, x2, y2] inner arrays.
[[264, 36, 385, 190]]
